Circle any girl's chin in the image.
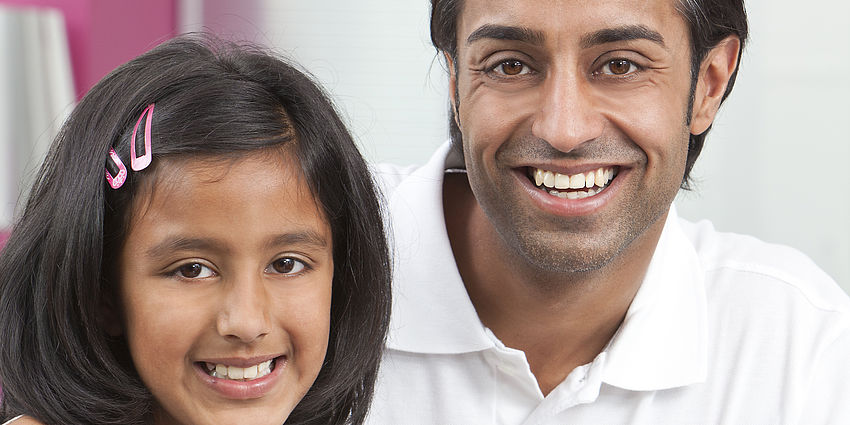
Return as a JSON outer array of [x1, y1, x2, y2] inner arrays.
[[151, 404, 295, 425]]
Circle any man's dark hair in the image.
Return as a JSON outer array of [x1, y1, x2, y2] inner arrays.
[[430, 0, 748, 188], [0, 34, 391, 425]]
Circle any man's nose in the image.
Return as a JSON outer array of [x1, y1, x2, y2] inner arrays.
[[530, 69, 604, 153], [216, 275, 271, 344]]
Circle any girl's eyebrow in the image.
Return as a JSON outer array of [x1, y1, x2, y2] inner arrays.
[[265, 231, 329, 250], [144, 230, 329, 258], [145, 236, 226, 258]]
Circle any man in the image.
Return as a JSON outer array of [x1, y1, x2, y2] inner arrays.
[[368, 0, 850, 423]]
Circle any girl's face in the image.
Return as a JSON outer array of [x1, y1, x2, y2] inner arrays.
[[116, 151, 333, 425]]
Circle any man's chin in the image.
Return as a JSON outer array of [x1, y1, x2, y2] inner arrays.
[[504, 232, 627, 277], [526, 249, 618, 276]]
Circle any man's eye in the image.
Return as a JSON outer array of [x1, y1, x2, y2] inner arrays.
[[599, 59, 638, 76], [174, 262, 215, 279], [267, 257, 306, 275], [491, 59, 531, 76]]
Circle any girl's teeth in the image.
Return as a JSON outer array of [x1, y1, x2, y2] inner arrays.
[[206, 359, 275, 381], [229, 366, 244, 380], [243, 365, 258, 379]]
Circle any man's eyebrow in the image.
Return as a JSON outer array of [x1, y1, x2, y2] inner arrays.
[[580, 25, 666, 48], [466, 24, 544, 46]]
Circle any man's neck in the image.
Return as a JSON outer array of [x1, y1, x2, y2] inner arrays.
[[443, 173, 665, 395]]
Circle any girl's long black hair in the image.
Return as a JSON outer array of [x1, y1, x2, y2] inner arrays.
[[0, 34, 391, 425]]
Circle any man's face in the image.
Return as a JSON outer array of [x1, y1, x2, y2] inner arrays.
[[451, 0, 696, 273]]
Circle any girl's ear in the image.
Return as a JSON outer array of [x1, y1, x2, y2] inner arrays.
[[690, 35, 741, 135]]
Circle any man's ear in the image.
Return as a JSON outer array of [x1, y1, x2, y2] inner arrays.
[[445, 51, 462, 130], [690, 36, 741, 135]]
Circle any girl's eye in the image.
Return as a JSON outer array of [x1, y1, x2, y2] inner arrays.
[[174, 262, 215, 279], [598, 59, 639, 76], [491, 59, 531, 76], [267, 257, 306, 275]]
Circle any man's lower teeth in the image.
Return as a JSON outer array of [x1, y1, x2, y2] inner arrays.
[[545, 186, 606, 199]]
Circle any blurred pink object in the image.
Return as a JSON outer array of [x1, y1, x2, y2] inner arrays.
[[0, 0, 177, 100], [0, 228, 10, 249]]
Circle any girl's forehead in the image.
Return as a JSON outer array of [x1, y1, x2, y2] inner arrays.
[[121, 149, 331, 258], [130, 149, 323, 226], [159, 148, 301, 182]]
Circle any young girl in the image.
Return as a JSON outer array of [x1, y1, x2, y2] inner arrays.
[[0, 34, 391, 425]]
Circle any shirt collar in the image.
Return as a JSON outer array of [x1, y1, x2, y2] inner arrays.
[[385, 142, 494, 353], [600, 205, 708, 390]]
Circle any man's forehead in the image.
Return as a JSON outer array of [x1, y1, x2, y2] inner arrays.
[[457, 0, 685, 43]]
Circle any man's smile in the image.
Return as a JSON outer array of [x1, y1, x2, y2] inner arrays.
[[528, 166, 619, 199]]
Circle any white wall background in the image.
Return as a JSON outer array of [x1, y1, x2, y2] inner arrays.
[[183, 0, 849, 291], [180, 0, 449, 164], [0, 5, 75, 229], [0, 0, 760, 293], [3, 1, 845, 290], [675, 0, 850, 290], [2, 3, 840, 283]]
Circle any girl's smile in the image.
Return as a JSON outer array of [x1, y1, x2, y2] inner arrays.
[[195, 355, 286, 399], [117, 151, 333, 425]]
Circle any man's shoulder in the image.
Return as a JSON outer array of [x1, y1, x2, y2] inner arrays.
[[678, 216, 850, 315], [671, 217, 850, 423]]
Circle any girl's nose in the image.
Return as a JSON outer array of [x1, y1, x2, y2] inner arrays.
[[216, 276, 271, 344]]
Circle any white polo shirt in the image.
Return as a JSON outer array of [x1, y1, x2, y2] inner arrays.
[[367, 142, 850, 424]]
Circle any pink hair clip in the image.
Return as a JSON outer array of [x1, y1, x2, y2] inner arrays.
[[130, 103, 155, 171], [105, 147, 128, 189]]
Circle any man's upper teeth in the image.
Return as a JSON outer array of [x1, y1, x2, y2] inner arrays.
[[205, 359, 274, 381], [533, 167, 615, 190]]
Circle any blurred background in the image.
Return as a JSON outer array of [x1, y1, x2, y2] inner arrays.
[[0, 0, 847, 292]]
